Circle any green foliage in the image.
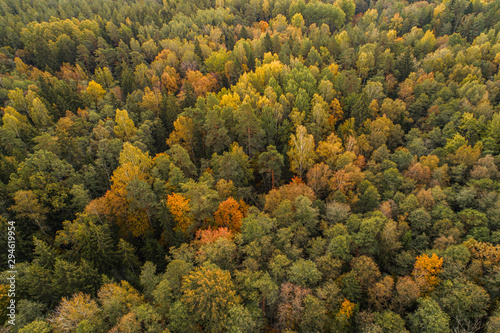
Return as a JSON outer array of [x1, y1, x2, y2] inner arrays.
[[288, 259, 322, 287], [18, 320, 51, 333], [409, 298, 451, 333]]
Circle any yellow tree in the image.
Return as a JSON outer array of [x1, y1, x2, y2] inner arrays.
[[287, 125, 316, 179], [413, 253, 443, 294], [10, 190, 48, 231], [315, 132, 344, 168], [114, 109, 137, 141], [181, 264, 241, 332], [357, 51, 375, 81], [49, 292, 102, 332], [329, 98, 344, 128], [0, 284, 8, 323], [2, 106, 29, 138], [97, 281, 144, 325], [86, 80, 106, 104], [86, 143, 153, 237], [161, 66, 179, 93], [140, 87, 162, 116], [334, 298, 356, 331], [166, 116, 196, 158], [30, 97, 52, 127], [166, 193, 193, 234], [7, 88, 52, 127]]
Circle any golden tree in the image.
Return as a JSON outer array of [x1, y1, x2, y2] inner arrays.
[[413, 253, 443, 294]]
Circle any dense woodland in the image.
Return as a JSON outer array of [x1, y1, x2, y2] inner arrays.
[[1, 0, 500, 331]]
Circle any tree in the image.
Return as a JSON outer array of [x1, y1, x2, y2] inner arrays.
[[392, 276, 420, 313], [235, 103, 265, 157], [140, 87, 162, 116], [12, 299, 47, 331], [351, 255, 381, 291], [258, 145, 284, 190], [29, 97, 52, 127], [166, 193, 193, 234], [357, 51, 375, 81], [413, 253, 443, 294], [213, 197, 245, 232], [97, 281, 144, 327], [2, 106, 30, 140], [8, 149, 79, 227], [288, 259, 322, 287], [334, 298, 356, 332], [437, 279, 490, 333], [167, 144, 197, 178], [335, 0, 355, 23], [288, 125, 316, 178], [306, 163, 332, 199], [19, 320, 52, 333], [49, 292, 102, 332], [315, 132, 344, 168], [203, 108, 231, 155], [368, 276, 394, 311], [355, 180, 380, 213], [178, 176, 220, 224], [114, 109, 137, 140], [277, 282, 312, 331], [86, 143, 153, 237], [86, 80, 106, 105], [49, 259, 101, 303], [226, 305, 258, 333], [409, 298, 451, 333], [10, 190, 48, 231], [373, 310, 409, 333], [181, 264, 241, 332], [205, 49, 230, 77], [211, 143, 253, 187], [166, 116, 196, 159], [54, 214, 116, 272], [264, 177, 316, 214], [185, 70, 218, 97]]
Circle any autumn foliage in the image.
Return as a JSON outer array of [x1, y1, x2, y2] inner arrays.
[[2, 0, 500, 331], [194, 227, 234, 247], [166, 193, 193, 234], [264, 176, 316, 213], [413, 253, 443, 293], [213, 197, 246, 232]]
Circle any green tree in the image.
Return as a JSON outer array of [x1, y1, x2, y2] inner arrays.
[[19, 320, 51, 333], [258, 145, 284, 189], [54, 214, 116, 272], [356, 180, 381, 213], [211, 143, 253, 187], [8, 150, 79, 227], [288, 259, 322, 287], [409, 298, 451, 333], [373, 310, 409, 333], [203, 108, 231, 154], [437, 279, 490, 333]]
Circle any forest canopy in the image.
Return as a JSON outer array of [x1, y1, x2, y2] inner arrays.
[[1, 0, 500, 332]]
